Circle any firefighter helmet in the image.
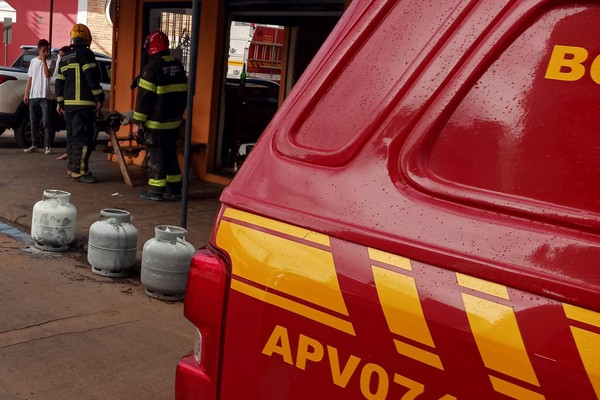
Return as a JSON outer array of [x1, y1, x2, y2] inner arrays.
[[70, 23, 92, 46], [144, 31, 169, 56]]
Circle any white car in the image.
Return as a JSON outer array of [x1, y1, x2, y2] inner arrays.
[[0, 46, 111, 147]]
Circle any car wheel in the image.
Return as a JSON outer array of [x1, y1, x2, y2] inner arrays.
[[15, 118, 43, 148]]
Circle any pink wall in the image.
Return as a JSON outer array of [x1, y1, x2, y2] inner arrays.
[[1, 0, 78, 66]]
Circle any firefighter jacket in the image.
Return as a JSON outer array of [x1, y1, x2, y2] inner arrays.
[[133, 53, 188, 131], [55, 45, 105, 109]]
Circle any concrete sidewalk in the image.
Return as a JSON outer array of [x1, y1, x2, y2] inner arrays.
[[0, 130, 224, 257], [0, 131, 225, 399]]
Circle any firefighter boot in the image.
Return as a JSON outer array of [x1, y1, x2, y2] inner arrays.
[[139, 187, 165, 201], [164, 182, 182, 201]]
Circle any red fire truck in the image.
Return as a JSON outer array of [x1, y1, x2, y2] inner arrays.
[[177, 0, 600, 398], [227, 23, 284, 82]]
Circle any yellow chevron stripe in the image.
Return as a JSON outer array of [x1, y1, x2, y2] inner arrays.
[[489, 376, 545, 400], [564, 304, 600, 328], [223, 207, 330, 246], [457, 273, 510, 300], [373, 266, 436, 348], [569, 326, 600, 398], [217, 219, 348, 316], [462, 293, 539, 386], [368, 247, 412, 271], [232, 279, 355, 335], [393, 339, 443, 370]]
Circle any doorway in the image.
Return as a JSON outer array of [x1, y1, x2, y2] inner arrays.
[[213, 15, 340, 177], [142, 2, 194, 73]]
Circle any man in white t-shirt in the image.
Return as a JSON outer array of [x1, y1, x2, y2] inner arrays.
[[23, 39, 56, 154]]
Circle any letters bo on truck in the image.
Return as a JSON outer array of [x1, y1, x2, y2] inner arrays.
[[176, 1, 600, 399]]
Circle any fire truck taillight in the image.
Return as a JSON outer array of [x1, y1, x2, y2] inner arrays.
[[193, 328, 203, 363], [176, 246, 228, 399]]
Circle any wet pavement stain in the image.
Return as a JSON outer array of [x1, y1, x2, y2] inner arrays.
[[0, 221, 29, 243]]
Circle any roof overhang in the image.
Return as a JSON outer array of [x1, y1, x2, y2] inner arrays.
[[227, 0, 344, 14], [0, 1, 16, 23], [227, 0, 344, 24]]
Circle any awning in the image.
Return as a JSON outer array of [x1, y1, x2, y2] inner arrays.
[[227, 0, 344, 24], [0, 1, 16, 23], [227, 0, 344, 14]]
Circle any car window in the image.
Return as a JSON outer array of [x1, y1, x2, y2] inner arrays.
[[422, 4, 600, 218], [22, 53, 35, 69], [16, 50, 58, 70], [98, 60, 111, 84]]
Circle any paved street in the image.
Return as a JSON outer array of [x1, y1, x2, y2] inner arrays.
[[0, 229, 193, 399], [0, 129, 223, 399]]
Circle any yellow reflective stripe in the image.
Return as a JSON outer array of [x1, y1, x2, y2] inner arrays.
[[564, 304, 600, 328], [564, 304, 600, 398], [223, 207, 330, 246], [569, 326, 600, 398], [133, 111, 147, 122], [156, 83, 188, 94], [64, 100, 97, 106], [369, 247, 412, 271], [61, 64, 82, 102], [138, 78, 156, 93], [82, 62, 97, 71], [91, 88, 103, 95], [166, 174, 182, 183], [462, 293, 540, 386], [80, 146, 89, 174], [217, 220, 350, 316], [373, 266, 435, 347], [148, 179, 166, 188], [489, 376, 545, 400], [56, 74, 65, 80], [232, 279, 355, 335], [144, 120, 181, 130], [457, 273, 510, 300], [393, 339, 443, 370], [56, 96, 64, 102], [162, 55, 175, 62]]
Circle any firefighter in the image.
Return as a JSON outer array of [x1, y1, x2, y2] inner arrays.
[[132, 30, 188, 201], [55, 24, 104, 183]]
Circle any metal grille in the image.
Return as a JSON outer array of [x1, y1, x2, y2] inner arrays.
[[160, 11, 193, 72]]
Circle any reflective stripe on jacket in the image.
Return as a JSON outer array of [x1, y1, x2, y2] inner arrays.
[[55, 45, 105, 109], [133, 53, 188, 130]]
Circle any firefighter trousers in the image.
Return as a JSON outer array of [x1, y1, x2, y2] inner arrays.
[[65, 107, 96, 177], [143, 128, 182, 192]]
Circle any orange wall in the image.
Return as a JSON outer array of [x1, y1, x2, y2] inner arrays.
[[111, 0, 226, 181]]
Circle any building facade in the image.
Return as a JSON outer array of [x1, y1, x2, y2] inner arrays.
[[112, 0, 347, 185], [0, 0, 113, 66]]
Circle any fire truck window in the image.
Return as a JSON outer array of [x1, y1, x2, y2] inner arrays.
[[427, 5, 600, 215]]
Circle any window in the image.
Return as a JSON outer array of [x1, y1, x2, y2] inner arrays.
[[147, 6, 193, 73]]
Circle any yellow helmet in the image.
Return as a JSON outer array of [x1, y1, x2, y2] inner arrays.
[[70, 23, 92, 46]]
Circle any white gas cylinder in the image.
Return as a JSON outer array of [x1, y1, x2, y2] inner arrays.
[[140, 225, 195, 301], [31, 189, 77, 252], [88, 208, 138, 277]]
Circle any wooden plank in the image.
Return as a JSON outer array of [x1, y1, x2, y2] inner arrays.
[[108, 128, 134, 187]]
